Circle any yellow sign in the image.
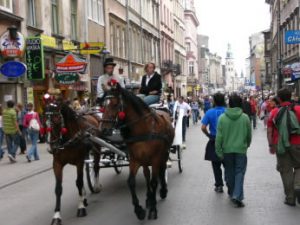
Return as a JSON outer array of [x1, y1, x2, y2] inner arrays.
[[187, 86, 193, 92], [41, 34, 57, 48], [195, 85, 200, 91], [80, 42, 105, 55], [26, 87, 34, 105], [62, 40, 76, 51]]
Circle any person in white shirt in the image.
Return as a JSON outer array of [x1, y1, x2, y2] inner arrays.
[[96, 58, 125, 104], [177, 96, 191, 144]]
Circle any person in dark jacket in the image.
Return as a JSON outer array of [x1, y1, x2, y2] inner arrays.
[[242, 97, 252, 119], [140, 63, 162, 105]]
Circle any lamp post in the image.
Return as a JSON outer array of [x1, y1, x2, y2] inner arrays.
[[261, 73, 264, 100]]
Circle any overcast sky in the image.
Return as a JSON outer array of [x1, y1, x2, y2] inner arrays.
[[195, 0, 270, 74]]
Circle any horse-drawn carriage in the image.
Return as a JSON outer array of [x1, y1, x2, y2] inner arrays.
[[46, 81, 184, 225]]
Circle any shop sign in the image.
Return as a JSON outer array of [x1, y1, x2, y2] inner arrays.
[[283, 63, 300, 83], [285, 30, 300, 45], [63, 40, 76, 51], [0, 61, 27, 78], [56, 53, 87, 73], [55, 73, 79, 85], [0, 31, 25, 58], [26, 37, 45, 80], [79, 42, 105, 55], [40, 34, 57, 48]]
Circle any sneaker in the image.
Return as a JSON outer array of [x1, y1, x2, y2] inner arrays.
[[26, 155, 31, 163], [231, 199, 245, 208], [8, 154, 16, 163], [214, 186, 224, 193]]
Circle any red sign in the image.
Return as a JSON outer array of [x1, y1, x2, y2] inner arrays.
[[56, 53, 87, 73], [0, 31, 25, 58]]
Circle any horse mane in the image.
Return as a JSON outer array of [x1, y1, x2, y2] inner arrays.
[[60, 102, 78, 123], [119, 86, 150, 116]]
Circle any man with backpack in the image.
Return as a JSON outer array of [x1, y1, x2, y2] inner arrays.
[[23, 103, 42, 162], [267, 88, 300, 207]]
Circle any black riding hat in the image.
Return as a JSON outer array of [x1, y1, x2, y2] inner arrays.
[[103, 58, 116, 67]]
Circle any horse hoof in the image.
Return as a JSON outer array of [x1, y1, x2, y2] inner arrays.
[[83, 199, 88, 207], [77, 208, 87, 217], [93, 185, 103, 193], [148, 209, 158, 220], [134, 206, 146, 220], [51, 218, 62, 225], [160, 189, 168, 199]]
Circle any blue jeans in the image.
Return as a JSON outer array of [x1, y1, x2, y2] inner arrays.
[[5, 133, 20, 158], [144, 95, 160, 105], [27, 130, 40, 160], [0, 128, 4, 157], [223, 153, 247, 201], [192, 109, 199, 124]]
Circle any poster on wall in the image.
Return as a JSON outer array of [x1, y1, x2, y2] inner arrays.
[[25, 37, 45, 80]]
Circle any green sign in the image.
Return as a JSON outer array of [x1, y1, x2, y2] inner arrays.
[[25, 37, 45, 80], [55, 73, 79, 85]]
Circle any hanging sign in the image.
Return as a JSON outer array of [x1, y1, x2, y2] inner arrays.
[[56, 53, 87, 73], [79, 42, 105, 55], [40, 34, 57, 48], [0, 31, 25, 58], [55, 73, 79, 85], [25, 37, 45, 80], [0, 61, 27, 78], [63, 40, 76, 51], [285, 30, 300, 44]]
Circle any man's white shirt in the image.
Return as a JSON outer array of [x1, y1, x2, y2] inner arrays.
[[97, 74, 125, 98], [176, 101, 191, 116]]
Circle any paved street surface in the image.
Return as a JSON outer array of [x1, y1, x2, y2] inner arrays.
[[0, 121, 300, 225]]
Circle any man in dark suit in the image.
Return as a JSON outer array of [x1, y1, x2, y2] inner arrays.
[[140, 63, 162, 105]]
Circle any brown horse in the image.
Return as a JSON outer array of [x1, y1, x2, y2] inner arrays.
[[46, 100, 102, 225], [101, 83, 174, 220]]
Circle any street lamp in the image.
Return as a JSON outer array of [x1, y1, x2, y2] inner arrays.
[[261, 73, 264, 99]]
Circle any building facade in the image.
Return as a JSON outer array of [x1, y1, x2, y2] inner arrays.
[[225, 44, 236, 91], [184, 0, 199, 96]]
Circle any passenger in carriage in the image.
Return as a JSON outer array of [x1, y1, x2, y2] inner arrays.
[[96, 58, 125, 104], [140, 62, 162, 106]]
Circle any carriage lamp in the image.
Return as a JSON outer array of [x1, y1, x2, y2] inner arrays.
[[118, 111, 126, 120], [61, 127, 68, 135]]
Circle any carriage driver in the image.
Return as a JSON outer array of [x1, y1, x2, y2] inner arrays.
[[96, 58, 125, 104], [140, 62, 162, 106]]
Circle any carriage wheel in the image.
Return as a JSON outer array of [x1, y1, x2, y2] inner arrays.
[[177, 145, 183, 173], [113, 155, 123, 174], [85, 152, 99, 193]]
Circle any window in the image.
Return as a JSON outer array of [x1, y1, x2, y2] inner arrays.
[[110, 23, 115, 55], [51, 0, 59, 34], [189, 61, 194, 75], [88, 0, 104, 25], [71, 0, 77, 40], [186, 42, 191, 51], [27, 0, 36, 27], [0, 0, 12, 12]]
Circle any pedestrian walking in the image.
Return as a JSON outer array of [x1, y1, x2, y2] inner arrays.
[[204, 96, 211, 114], [216, 94, 252, 207], [191, 99, 200, 125], [2, 100, 21, 163], [177, 96, 191, 148], [23, 103, 42, 162], [249, 96, 258, 129], [201, 93, 226, 193], [16, 103, 27, 154], [242, 97, 252, 119], [0, 104, 4, 159], [267, 88, 300, 207]]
